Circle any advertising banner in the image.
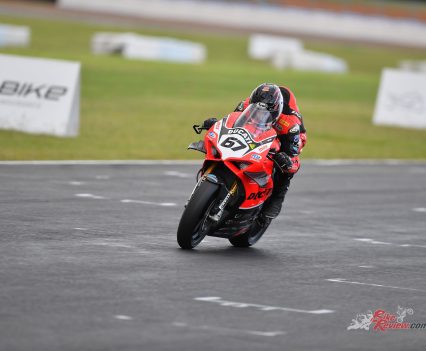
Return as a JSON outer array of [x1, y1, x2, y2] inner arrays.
[[0, 54, 80, 137], [373, 69, 426, 129]]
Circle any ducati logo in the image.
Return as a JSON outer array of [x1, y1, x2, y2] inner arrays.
[[247, 189, 272, 200]]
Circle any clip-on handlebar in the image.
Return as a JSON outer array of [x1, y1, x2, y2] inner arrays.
[[193, 125, 208, 134]]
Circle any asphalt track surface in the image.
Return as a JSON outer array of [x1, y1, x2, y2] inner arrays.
[[1, 161, 426, 351]]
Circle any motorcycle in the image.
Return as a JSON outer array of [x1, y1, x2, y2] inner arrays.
[[177, 103, 282, 249]]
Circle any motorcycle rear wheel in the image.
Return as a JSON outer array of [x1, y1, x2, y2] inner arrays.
[[177, 180, 219, 249], [229, 217, 271, 247]]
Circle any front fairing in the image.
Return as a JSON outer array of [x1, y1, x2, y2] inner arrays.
[[203, 112, 279, 209]]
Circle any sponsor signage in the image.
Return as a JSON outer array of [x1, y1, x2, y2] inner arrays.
[[0, 54, 81, 137], [373, 68, 426, 129]]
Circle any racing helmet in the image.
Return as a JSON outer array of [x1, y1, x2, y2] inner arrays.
[[249, 83, 284, 122], [234, 102, 275, 135]]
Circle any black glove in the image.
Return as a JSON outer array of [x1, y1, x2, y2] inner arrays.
[[201, 118, 217, 129], [274, 152, 293, 171]]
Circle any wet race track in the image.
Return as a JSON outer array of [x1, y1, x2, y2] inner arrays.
[[1, 161, 426, 351]]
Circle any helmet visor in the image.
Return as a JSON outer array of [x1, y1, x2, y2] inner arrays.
[[234, 103, 273, 132], [233, 103, 274, 136]]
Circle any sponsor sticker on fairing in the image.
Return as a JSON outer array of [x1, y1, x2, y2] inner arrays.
[[208, 131, 215, 139], [251, 154, 261, 161]]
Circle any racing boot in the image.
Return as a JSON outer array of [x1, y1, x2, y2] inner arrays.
[[261, 187, 287, 219], [260, 172, 292, 219]]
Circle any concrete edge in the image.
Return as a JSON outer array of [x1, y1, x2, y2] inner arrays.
[[0, 160, 425, 166]]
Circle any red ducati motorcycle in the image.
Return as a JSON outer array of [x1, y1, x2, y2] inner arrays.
[[177, 103, 281, 249]]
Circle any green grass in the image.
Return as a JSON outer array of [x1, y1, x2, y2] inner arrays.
[[0, 16, 425, 159]]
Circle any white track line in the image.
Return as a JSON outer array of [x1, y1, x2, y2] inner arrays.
[[0, 160, 201, 165], [121, 199, 177, 207], [68, 181, 85, 186], [194, 296, 334, 314], [95, 175, 110, 180], [327, 278, 426, 292], [114, 315, 133, 321], [0, 160, 424, 166], [89, 242, 134, 249], [75, 193, 106, 200], [172, 322, 286, 337], [413, 208, 426, 213], [354, 238, 426, 249], [300, 160, 425, 166], [354, 238, 392, 245], [75, 195, 176, 207], [164, 170, 192, 178]]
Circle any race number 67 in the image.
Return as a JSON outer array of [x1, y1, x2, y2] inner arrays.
[[220, 137, 246, 151]]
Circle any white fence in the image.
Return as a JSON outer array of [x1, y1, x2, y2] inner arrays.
[[249, 34, 347, 73], [0, 24, 30, 47], [59, 0, 426, 48], [92, 32, 206, 63]]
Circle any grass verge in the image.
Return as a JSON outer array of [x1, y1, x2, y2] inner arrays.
[[0, 16, 425, 159]]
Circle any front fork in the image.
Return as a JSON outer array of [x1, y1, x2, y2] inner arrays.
[[209, 181, 238, 222], [185, 163, 238, 223], [185, 163, 217, 208]]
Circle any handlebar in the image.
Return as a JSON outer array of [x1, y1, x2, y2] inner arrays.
[[193, 124, 208, 134]]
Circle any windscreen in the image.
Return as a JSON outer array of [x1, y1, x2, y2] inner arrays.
[[233, 103, 273, 138]]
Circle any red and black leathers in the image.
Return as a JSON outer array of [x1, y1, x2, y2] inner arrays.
[[236, 85, 307, 170], [235, 85, 307, 218]]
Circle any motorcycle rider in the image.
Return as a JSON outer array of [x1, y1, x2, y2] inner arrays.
[[201, 83, 306, 220], [235, 85, 307, 152]]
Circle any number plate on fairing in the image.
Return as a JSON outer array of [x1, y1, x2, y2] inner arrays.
[[218, 133, 250, 158], [216, 125, 274, 160]]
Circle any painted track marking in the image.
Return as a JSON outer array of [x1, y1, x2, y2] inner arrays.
[[413, 207, 426, 213], [354, 238, 391, 245], [195, 297, 334, 314], [172, 322, 286, 337], [75, 193, 106, 200], [121, 199, 177, 207], [327, 278, 426, 292], [75, 195, 176, 207], [1, 159, 423, 166], [164, 170, 192, 178], [115, 315, 133, 321], [90, 242, 134, 249], [354, 238, 426, 249], [69, 181, 85, 186]]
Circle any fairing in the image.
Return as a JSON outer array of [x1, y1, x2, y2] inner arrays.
[[203, 112, 280, 209]]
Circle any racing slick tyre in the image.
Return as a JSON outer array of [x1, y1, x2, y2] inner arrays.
[[228, 216, 271, 247], [177, 180, 219, 249]]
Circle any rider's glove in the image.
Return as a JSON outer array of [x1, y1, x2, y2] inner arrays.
[[201, 118, 217, 130], [274, 152, 293, 172], [234, 101, 245, 112]]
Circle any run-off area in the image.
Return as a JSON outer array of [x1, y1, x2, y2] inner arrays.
[[0, 162, 425, 351]]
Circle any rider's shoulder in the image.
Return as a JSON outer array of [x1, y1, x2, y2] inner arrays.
[[274, 114, 301, 134]]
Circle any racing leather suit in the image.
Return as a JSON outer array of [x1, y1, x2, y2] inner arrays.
[[235, 86, 307, 218]]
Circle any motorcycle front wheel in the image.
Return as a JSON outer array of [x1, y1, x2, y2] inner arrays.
[[177, 180, 219, 249]]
